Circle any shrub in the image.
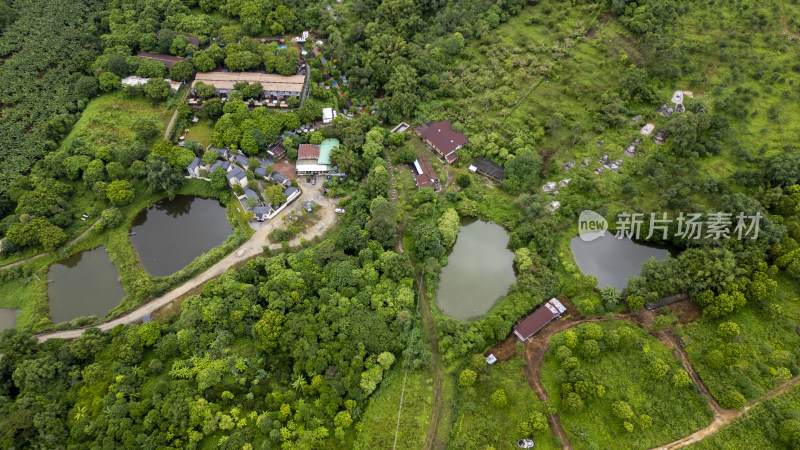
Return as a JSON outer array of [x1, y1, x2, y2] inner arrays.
[[717, 322, 741, 341], [721, 391, 746, 410], [612, 401, 634, 420], [458, 369, 477, 387], [626, 295, 645, 311], [490, 389, 507, 408], [672, 369, 692, 388], [648, 359, 670, 379]]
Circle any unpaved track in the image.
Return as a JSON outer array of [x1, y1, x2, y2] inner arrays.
[[34, 183, 336, 343], [656, 375, 800, 449], [489, 300, 800, 450], [0, 218, 101, 271]]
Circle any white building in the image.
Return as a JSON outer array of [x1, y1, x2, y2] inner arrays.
[[322, 107, 338, 124]]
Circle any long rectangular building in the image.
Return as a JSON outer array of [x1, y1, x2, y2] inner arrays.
[[513, 298, 567, 341], [192, 71, 305, 97]]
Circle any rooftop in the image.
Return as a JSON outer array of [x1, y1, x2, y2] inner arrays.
[[192, 71, 305, 93], [513, 298, 567, 341], [318, 138, 339, 166], [297, 144, 320, 160], [472, 157, 505, 181], [416, 120, 469, 159], [137, 52, 185, 69]]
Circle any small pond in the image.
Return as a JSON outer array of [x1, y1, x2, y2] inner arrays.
[[0, 309, 19, 332], [130, 195, 233, 277], [437, 220, 516, 321], [570, 232, 670, 290], [48, 247, 126, 324]]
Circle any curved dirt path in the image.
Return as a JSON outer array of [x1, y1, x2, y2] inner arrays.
[[0, 218, 102, 271], [656, 375, 800, 449], [34, 183, 336, 343], [491, 302, 800, 450]]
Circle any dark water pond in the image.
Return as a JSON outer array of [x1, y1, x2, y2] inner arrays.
[[570, 233, 670, 290], [48, 247, 125, 324], [0, 309, 19, 332], [130, 195, 232, 277], [437, 221, 516, 321]]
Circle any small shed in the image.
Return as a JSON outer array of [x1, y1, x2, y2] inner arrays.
[[472, 157, 505, 181], [513, 298, 567, 341]]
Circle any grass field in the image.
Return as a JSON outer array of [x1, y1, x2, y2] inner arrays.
[[354, 368, 433, 449], [542, 321, 713, 449], [691, 385, 800, 449], [682, 270, 800, 403], [58, 92, 170, 151], [187, 118, 215, 148], [450, 357, 560, 449]]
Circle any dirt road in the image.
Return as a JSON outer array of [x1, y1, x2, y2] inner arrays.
[[34, 181, 337, 343]]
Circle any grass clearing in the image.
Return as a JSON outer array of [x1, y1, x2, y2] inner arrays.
[[681, 270, 800, 403], [450, 358, 560, 449], [542, 321, 713, 449], [353, 368, 433, 449]]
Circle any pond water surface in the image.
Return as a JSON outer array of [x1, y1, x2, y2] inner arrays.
[[437, 221, 516, 321], [570, 232, 670, 290], [0, 309, 19, 332], [48, 247, 126, 324], [130, 195, 233, 277]]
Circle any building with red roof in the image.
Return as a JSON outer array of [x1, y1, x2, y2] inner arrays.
[[513, 298, 567, 341], [415, 120, 468, 164]]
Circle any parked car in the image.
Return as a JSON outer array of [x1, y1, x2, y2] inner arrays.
[[311, 177, 317, 185], [334, 208, 345, 214], [306, 202, 312, 212]]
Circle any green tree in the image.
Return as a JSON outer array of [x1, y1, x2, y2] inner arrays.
[[144, 78, 170, 102], [144, 158, 183, 198], [133, 116, 161, 142], [491, 389, 508, 408], [458, 369, 476, 387], [137, 59, 167, 78], [612, 401, 634, 420], [627, 295, 645, 311], [169, 60, 195, 82], [377, 352, 395, 370], [202, 98, 223, 118], [456, 173, 471, 188], [437, 208, 459, 248], [717, 322, 740, 341], [264, 184, 287, 206], [672, 369, 692, 388], [210, 167, 228, 190], [99, 72, 120, 92], [106, 180, 135, 206], [202, 150, 220, 166], [721, 391, 746, 410], [648, 358, 670, 379], [366, 165, 390, 199], [518, 410, 548, 436], [780, 419, 800, 446], [503, 148, 543, 194]]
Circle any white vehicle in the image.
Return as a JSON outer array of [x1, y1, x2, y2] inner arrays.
[[334, 208, 345, 214]]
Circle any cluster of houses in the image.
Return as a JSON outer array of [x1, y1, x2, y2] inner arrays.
[[406, 120, 509, 190], [186, 147, 300, 222]]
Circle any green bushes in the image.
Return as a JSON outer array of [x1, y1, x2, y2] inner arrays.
[[542, 321, 713, 448]]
